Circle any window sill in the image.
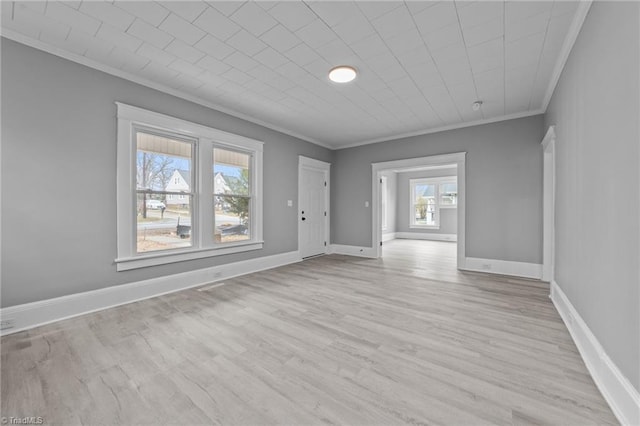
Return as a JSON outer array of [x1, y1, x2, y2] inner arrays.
[[409, 225, 440, 230], [115, 241, 264, 271]]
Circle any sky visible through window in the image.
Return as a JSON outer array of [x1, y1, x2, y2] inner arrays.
[[215, 164, 242, 177]]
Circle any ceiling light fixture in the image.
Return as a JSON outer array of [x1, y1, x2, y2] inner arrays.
[[329, 66, 357, 83], [472, 101, 483, 111]]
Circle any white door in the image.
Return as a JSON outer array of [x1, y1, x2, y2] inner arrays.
[[299, 157, 330, 258]]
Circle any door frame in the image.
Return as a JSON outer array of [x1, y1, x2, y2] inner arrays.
[[371, 152, 466, 269], [541, 126, 556, 282], [298, 156, 331, 258]]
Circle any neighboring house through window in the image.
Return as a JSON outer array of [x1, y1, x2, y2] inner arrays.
[[410, 176, 457, 229], [116, 103, 263, 271]]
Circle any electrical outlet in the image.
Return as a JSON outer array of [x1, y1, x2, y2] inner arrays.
[[1, 319, 16, 330]]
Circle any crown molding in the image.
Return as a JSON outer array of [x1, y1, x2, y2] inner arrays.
[[0, 30, 333, 150], [541, 0, 593, 110], [335, 109, 545, 150]]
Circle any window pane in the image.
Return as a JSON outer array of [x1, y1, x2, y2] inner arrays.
[[414, 196, 436, 226], [136, 131, 192, 192], [440, 182, 458, 206], [215, 195, 250, 243], [213, 148, 251, 244], [136, 131, 193, 254], [137, 194, 192, 253], [415, 183, 435, 199], [213, 148, 250, 196]]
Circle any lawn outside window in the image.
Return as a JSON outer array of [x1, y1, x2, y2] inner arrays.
[[115, 103, 263, 271]]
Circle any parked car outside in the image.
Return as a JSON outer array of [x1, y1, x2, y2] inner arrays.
[[146, 200, 166, 210]]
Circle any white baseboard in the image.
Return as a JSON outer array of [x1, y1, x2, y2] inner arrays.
[[396, 232, 457, 242], [382, 232, 396, 242], [0, 251, 302, 336], [462, 257, 542, 279], [329, 244, 376, 258], [550, 281, 640, 426]]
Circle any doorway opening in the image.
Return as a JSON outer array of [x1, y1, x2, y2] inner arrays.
[[372, 153, 466, 269]]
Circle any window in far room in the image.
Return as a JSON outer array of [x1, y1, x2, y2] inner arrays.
[[440, 181, 458, 207], [410, 177, 457, 229]]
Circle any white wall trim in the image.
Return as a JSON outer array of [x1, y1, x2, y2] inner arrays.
[[396, 232, 457, 242], [0, 251, 302, 336], [541, 1, 593, 111], [328, 244, 377, 258], [382, 232, 397, 242], [0, 29, 332, 150], [550, 281, 640, 426], [462, 257, 542, 279], [338, 110, 544, 149], [541, 125, 557, 150], [541, 126, 557, 282]]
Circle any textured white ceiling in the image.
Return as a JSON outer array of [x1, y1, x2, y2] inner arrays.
[[1, 1, 582, 148]]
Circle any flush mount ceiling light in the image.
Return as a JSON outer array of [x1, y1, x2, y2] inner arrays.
[[472, 101, 483, 111], [329, 66, 357, 83]]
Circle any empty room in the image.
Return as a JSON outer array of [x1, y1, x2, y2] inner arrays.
[[1, 1, 638, 425]]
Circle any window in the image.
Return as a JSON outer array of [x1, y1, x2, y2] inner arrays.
[[410, 177, 457, 229], [136, 130, 193, 253], [213, 148, 251, 243], [381, 176, 388, 231], [116, 103, 263, 271], [440, 182, 458, 207]]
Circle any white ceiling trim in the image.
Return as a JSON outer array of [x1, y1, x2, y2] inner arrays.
[[337, 109, 545, 149], [541, 0, 593, 111], [1, 28, 333, 150]]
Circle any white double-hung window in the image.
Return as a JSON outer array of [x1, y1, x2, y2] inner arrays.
[[409, 176, 457, 229], [116, 103, 263, 271]]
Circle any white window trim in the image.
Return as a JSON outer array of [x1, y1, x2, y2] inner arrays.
[[409, 176, 457, 229], [115, 102, 263, 271]]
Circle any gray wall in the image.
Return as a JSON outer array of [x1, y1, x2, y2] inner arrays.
[[396, 168, 457, 235], [380, 171, 397, 235], [331, 115, 544, 264], [544, 2, 639, 391], [1, 38, 332, 308]]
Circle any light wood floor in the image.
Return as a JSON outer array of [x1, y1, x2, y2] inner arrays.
[[1, 240, 616, 425]]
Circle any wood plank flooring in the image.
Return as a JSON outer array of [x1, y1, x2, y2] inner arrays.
[[1, 240, 617, 425]]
